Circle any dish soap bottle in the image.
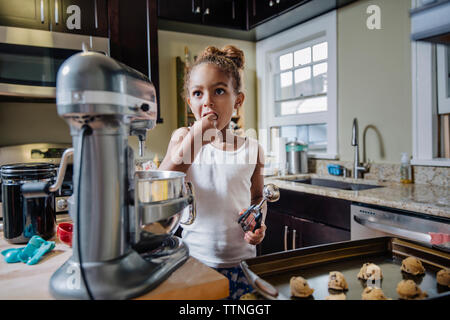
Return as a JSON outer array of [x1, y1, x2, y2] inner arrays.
[[400, 152, 412, 184]]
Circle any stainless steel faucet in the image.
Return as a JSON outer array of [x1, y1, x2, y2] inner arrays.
[[351, 118, 368, 179]]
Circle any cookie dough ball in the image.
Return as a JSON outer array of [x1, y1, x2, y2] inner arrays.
[[328, 271, 348, 291], [325, 293, 347, 300], [362, 287, 391, 300], [401, 257, 425, 275], [396, 280, 428, 300], [290, 276, 314, 298], [436, 268, 450, 287], [358, 263, 383, 281], [240, 292, 259, 300]]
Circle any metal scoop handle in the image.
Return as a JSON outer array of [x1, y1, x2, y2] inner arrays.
[[254, 183, 280, 211], [238, 184, 280, 232]]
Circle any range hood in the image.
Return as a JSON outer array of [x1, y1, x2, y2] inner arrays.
[[411, 0, 450, 44]]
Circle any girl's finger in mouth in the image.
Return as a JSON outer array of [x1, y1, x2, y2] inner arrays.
[[203, 112, 218, 120]]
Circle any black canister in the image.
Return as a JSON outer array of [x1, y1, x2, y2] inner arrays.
[[1, 163, 57, 244]]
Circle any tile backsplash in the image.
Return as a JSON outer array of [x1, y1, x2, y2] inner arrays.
[[309, 159, 449, 187]]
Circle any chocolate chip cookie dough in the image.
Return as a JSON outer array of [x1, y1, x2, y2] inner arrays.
[[325, 293, 347, 300], [358, 263, 383, 281], [436, 268, 450, 287], [361, 287, 391, 300], [239, 292, 259, 300], [290, 276, 314, 298], [401, 257, 426, 275], [328, 271, 348, 291], [396, 280, 428, 300]]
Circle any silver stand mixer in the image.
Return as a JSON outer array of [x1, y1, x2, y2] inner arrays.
[[22, 51, 195, 299]]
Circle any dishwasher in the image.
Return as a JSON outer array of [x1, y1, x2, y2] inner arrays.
[[351, 203, 450, 252]]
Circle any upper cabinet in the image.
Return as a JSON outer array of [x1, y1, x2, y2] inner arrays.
[[158, 0, 359, 41], [158, 0, 202, 25], [204, 0, 247, 29], [50, 0, 108, 36], [0, 0, 108, 37], [248, 0, 307, 29], [158, 0, 247, 30], [0, 0, 49, 30], [109, 0, 163, 123]]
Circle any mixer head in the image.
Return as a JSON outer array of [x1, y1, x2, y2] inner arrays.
[[56, 51, 157, 131]]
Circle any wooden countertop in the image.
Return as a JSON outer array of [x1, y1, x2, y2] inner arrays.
[[0, 233, 229, 300]]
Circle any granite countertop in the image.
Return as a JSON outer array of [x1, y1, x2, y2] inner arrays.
[[265, 174, 450, 219]]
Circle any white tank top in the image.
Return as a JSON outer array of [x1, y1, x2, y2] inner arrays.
[[182, 137, 259, 268]]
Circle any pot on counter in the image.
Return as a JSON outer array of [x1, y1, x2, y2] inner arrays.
[[1, 163, 57, 243], [286, 139, 308, 175]]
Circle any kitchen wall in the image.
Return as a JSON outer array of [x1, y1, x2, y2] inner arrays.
[[0, 102, 71, 146], [337, 0, 412, 164], [133, 30, 257, 161]]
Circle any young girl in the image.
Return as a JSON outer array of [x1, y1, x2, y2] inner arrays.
[[159, 45, 266, 300]]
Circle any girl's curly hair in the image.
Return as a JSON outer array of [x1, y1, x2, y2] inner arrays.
[[183, 45, 245, 100]]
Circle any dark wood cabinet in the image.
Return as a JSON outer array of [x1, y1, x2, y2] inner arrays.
[[291, 216, 350, 248], [259, 189, 351, 255], [158, 0, 247, 30], [247, 0, 309, 29], [50, 0, 108, 36], [0, 0, 107, 36], [0, 0, 49, 30], [157, 0, 359, 41], [259, 208, 291, 254], [203, 0, 247, 29], [158, 0, 202, 24], [268, 188, 351, 230], [108, 0, 163, 123]]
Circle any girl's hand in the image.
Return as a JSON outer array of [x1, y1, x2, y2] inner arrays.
[[244, 222, 266, 246], [192, 113, 218, 145]]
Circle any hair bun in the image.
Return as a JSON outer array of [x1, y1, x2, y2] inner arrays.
[[221, 45, 245, 70], [200, 45, 245, 70]]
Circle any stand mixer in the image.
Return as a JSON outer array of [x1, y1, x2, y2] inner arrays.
[[21, 51, 195, 299]]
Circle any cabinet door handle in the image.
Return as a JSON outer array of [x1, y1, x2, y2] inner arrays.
[[231, 1, 235, 20], [203, 8, 210, 15], [194, 6, 201, 14], [292, 229, 296, 250], [40, 0, 45, 23], [269, 0, 274, 7], [54, 0, 59, 24], [283, 225, 288, 251], [94, 0, 98, 29]]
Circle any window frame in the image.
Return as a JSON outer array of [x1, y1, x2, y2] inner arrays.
[[256, 11, 337, 159], [271, 36, 328, 119], [437, 44, 450, 115], [411, 0, 450, 167]]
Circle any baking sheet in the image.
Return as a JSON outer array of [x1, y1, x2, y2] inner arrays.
[[242, 237, 450, 300], [263, 255, 447, 300]]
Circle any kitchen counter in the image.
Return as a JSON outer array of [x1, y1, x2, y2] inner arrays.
[[0, 232, 229, 300], [266, 174, 450, 219]]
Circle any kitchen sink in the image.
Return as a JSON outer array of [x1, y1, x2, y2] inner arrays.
[[292, 178, 383, 191]]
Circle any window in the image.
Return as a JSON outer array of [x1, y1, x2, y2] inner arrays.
[[274, 40, 328, 117], [411, 0, 450, 166], [256, 11, 337, 159]]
